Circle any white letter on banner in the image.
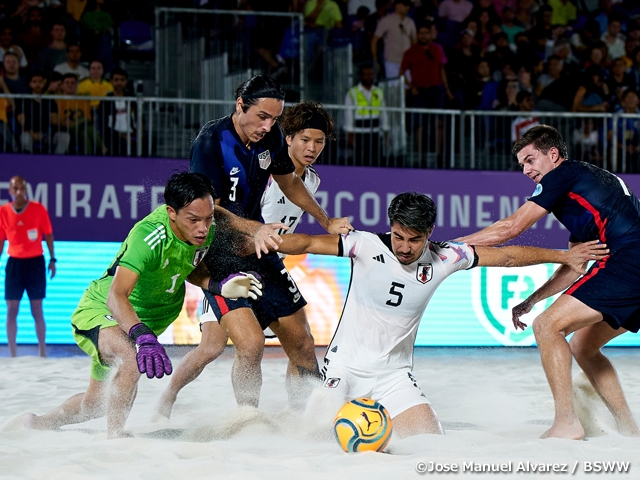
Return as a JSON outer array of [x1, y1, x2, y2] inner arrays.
[[56, 183, 63, 217], [335, 192, 354, 223], [97, 185, 122, 219], [124, 185, 145, 219], [30, 183, 48, 209], [437, 194, 445, 227], [476, 195, 494, 227], [500, 196, 520, 219], [151, 186, 165, 211], [309, 191, 328, 224], [360, 192, 380, 226], [0, 182, 8, 206], [71, 184, 91, 218], [450, 195, 470, 227]]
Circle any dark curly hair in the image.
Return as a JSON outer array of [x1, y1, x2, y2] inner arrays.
[[279, 101, 335, 140]]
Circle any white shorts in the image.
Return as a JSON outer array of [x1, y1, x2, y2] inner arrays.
[[320, 362, 430, 418]]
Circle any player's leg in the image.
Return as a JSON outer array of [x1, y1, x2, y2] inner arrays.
[[392, 404, 443, 437], [569, 321, 639, 436], [23, 376, 107, 430], [376, 370, 443, 438], [94, 325, 143, 438], [26, 256, 48, 358], [5, 258, 23, 357], [532, 294, 603, 440], [28, 299, 47, 358], [5, 299, 19, 357], [155, 319, 228, 419], [220, 308, 266, 407], [269, 307, 321, 410]]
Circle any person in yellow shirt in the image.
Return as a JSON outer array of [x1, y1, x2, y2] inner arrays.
[[56, 73, 105, 155], [0, 75, 17, 152], [77, 59, 113, 108]]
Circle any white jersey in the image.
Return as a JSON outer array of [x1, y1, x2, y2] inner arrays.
[[261, 165, 321, 236], [326, 231, 476, 372]]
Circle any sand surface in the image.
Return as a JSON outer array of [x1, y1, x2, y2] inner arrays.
[[1, 347, 639, 479]]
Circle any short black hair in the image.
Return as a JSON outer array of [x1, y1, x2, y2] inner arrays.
[[164, 172, 216, 212], [61, 72, 78, 82], [110, 67, 128, 79], [280, 100, 335, 140], [512, 124, 568, 159], [388, 192, 436, 234], [234, 75, 285, 112]]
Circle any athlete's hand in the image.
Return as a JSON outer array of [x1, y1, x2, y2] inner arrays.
[[129, 323, 172, 379], [511, 299, 534, 331], [254, 223, 287, 258], [326, 217, 354, 235], [209, 271, 263, 300], [564, 240, 609, 275]]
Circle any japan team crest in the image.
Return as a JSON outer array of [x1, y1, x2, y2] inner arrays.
[[325, 378, 341, 388], [416, 263, 432, 284], [258, 150, 272, 169], [192, 247, 209, 267]]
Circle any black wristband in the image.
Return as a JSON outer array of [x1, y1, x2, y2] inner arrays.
[[207, 277, 221, 295], [49, 258, 57, 263], [129, 323, 154, 341]]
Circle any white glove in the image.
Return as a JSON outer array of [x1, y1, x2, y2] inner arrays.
[[209, 271, 263, 300]]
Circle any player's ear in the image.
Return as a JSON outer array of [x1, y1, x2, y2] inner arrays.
[[235, 98, 243, 114], [285, 134, 293, 147], [427, 225, 435, 238], [166, 205, 177, 222]]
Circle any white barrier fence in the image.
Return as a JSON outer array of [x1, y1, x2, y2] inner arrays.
[[1, 93, 639, 173]]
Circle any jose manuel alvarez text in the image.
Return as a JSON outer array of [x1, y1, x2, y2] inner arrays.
[[415, 461, 631, 474]]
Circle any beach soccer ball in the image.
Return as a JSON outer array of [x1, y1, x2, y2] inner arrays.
[[333, 398, 393, 453]]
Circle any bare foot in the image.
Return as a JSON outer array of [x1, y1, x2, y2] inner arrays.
[[153, 391, 176, 420], [541, 419, 585, 440], [107, 430, 134, 439], [616, 420, 640, 437], [22, 413, 39, 430]]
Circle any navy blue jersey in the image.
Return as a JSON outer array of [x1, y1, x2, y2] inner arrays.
[[528, 160, 640, 252], [190, 114, 294, 221]]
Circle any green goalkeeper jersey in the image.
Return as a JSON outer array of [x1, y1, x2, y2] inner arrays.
[[79, 205, 215, 334]]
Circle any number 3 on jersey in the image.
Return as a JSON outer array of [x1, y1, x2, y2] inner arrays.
[[386, 282, 405, 307]]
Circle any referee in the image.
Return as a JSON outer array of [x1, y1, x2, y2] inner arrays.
[[0, 175, 55, 357]]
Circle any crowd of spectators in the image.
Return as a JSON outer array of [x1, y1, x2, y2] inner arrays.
[[0, 0, 147, 153], [2, 0, 640, 161]]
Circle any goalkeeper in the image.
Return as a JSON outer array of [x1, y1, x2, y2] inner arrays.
[[22, 172, 283, 438]]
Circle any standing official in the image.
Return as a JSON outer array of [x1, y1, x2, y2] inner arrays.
[[0, 176, 55, 357]]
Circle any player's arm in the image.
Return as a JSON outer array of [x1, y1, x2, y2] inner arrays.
[[186, 261, 262, 300], [213, 204, 287, 257], [272, 233, 341, 256], [475, 240, 608, 274], [44, 233, 56, 279], [272, 172, 353, 235], [505, 241, 601, 331], [106, 265, 144, 334], [455, 201, 548, 246], [107, 265, 172, 378]]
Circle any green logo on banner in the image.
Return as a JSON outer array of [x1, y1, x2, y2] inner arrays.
[[471, 265, 557, 346]]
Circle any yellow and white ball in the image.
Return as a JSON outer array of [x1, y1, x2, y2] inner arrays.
[[333, 398, 393, 453]]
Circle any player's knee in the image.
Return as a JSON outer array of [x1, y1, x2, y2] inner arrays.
[[234, 340, 264, 363], [197, 341, 226, 363], [569, 337, 596, 363]]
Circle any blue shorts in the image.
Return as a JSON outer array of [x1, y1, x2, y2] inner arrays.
[[5, 256, 46, 301], [202, 251, 307, 330], [567, 246, 640, 333]]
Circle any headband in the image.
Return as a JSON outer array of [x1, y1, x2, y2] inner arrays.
[[302, 114, 329, 135], [241, 93, 286, 100]]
